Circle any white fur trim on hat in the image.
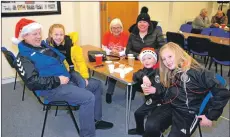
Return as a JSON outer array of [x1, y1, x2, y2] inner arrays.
[[11, 37, 21, 45], [139, 50, 157, 63], [20, 22, 42, 37], [11, 22, 42, 45]]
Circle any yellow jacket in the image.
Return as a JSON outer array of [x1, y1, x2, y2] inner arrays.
[[50, 32, 89, 79], [68, 32, 89, 79]]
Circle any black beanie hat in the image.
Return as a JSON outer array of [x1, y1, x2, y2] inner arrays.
[[136, 7, 150, 24]]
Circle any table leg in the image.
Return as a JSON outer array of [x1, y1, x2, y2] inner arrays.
[[126, 85, 133, 133]]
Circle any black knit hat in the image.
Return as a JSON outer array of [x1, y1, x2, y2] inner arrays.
[[136, 7, 150, 24]]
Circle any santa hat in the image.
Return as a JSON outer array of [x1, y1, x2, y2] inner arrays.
[[139, 47, 157, 63], [11, 18, 42, 45]]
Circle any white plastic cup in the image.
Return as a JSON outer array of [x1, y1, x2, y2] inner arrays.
[[108, 64, 115, 73], [127, 54, 134, 57], [128, 56, 135, 67], [141, 84, 150, 95]]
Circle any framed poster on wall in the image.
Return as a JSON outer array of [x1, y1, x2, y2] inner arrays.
[[1, 1, 61, 17]]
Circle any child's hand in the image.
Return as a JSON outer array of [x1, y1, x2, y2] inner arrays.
[[143, 86, 156, 94], [143, 76, 151, 87], [197, 115, 212, 127]]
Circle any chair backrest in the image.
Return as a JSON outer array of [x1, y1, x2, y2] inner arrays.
[[166, 32, 185, 49], [180, 24, 192, 33], [201, 28, 212, 35], [1, 47, 16, 68], [156, 26, 163, 33], [187, 36, 210, 54], [199, 73, 226, 115], [210, 28, 230, 38], [209, 42, 230, 62]]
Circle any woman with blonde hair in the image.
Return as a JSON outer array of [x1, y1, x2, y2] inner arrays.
[[102, 18, 129, 103], [142, 42, 230, 137]]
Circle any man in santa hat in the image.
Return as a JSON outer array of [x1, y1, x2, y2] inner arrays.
[[13, 18, 113, 137]]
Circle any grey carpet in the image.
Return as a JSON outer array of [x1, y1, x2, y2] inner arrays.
[[2, 57, 229, 137]]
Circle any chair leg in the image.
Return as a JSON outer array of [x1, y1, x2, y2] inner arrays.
[[41, 105, 50, 137], [215, 63, 217, 73], [208, 59, 213, 70], [198, 123, 203, 137], [221, 65, 223, 76], [205, 57, 209, 68], [105, 76, 108, 85], [67, 105, 80, 134], [14, 72, 17, 90], [55, 106, 58, 116], [92, 70, 95, 76], [43, 105, 46, 111], [22, 84, 25, 101]]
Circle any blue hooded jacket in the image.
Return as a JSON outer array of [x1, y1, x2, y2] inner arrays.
[[18, 40, 70, 78]]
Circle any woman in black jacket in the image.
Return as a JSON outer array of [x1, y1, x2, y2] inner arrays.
[[125, 7, 165, 59]]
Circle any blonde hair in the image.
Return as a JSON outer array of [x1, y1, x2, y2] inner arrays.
[[47, 24, 65, 44], [109, 18, 123, 33], [159, 42, 202, 87]]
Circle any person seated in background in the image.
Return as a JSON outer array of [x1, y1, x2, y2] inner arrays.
[[211, 10, 228, 28], [102, 18, 129, 57], [192, 8, 210, 29], [128, 47, 171, 136], [125, 6, 165, 59], [102, 18, 129, 104], [12, 18, 113, 137]]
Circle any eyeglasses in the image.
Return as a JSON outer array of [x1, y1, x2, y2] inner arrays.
[[111, 27, 122, 30]]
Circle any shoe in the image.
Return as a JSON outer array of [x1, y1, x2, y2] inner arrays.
[[95, 120, 113, 129], [106, 93, 112, 104], [128, 128, 144, 135]]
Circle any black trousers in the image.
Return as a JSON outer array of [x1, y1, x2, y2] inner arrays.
[[168, 108, 198, 137], [142, 104, 172, 137]]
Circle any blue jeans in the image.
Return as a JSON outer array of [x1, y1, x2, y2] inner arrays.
[[40, 78, 103, 137], [70, 71, 86, 88]]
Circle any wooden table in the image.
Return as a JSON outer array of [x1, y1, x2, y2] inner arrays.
[[81, 45, 143, 133], [182, 32, 230, 46]]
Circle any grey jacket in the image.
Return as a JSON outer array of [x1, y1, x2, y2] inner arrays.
[[125, 23, 165, 58], [192, 15, 210, 29]]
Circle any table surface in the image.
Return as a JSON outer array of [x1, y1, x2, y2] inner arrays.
[[82, 45, 143, 84], [182, 32, 230, 46]]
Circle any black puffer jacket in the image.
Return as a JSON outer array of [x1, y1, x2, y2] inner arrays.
[[165, 68, 230, 121], [125, 22, 165, 58]]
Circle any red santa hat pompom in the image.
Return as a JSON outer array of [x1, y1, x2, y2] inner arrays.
[[139, 47, 157, 63], [11, 18, 42, 45]]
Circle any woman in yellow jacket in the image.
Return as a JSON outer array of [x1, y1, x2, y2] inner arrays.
[[47, 24, 91, 87]]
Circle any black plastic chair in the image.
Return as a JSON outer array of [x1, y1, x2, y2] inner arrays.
[[187, 36, 211, 67], [166, 31, 187, 50], [1, 47, 26, 101], [14, 55, 80, 137], [208, 42, 230, 76]]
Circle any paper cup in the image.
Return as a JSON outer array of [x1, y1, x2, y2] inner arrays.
[[108, 64, 115, 73], [141, 84, 150, 95]]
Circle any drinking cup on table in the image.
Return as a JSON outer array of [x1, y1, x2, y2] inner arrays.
[[95, 54, 103, 65], [114, 62, 120, 68], [105, 61, 113, 72], [141, 84, 150, 95], [128, 56, 135, 67], [127, 54, 134, 57], [108, 64, 115, 73]]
